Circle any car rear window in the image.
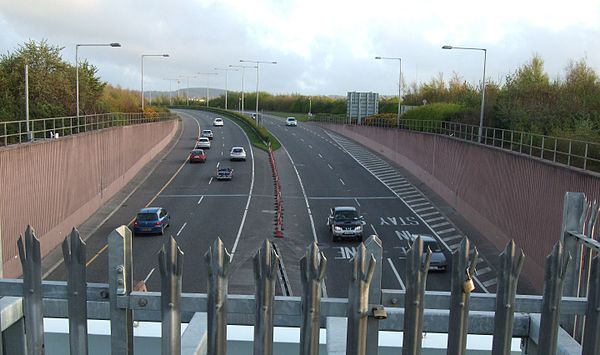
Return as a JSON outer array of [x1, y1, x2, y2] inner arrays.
[[423, 241, 442, 252], [137, 213, 158, 221], [202, 130, 211, 133], [191, 150, 203, 154], [233, 148, 243, 153], [199, 138, 209, 142]]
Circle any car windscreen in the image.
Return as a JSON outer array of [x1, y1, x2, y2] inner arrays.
[[334, 211, 358, 221], [137, 213, 158, 221], [423, 241, 442, 252]]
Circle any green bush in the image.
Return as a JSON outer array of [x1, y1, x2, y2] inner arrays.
[[402, 103, 465, 122]]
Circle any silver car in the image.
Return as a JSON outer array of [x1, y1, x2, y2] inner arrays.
[[229, 147, 247, 161], [196, 137, 211, 149]]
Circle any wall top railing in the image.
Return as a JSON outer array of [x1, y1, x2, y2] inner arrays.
[[0, 192, 598, 355], [310, 115, 600, 174], [0, 112, 178, 148]]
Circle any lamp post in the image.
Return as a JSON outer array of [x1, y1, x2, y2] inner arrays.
[[197, 72, 218, 107], [229, 64, 257, 114], [179, 75, 196, 106], [239, 59, 277, 125], [164, 78, 179, 105], [442, 45, 487, 143], [308, 96, 312, 116], [141, 53, 169, 111], [375, 56, 402, 123], [214, 67, 239, 110], [76, 43, 121, 125]]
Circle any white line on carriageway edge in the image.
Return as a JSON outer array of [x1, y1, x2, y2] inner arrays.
[[266, 117, 328, 298], [324, 131, 491, 294], [230, 118, 255, 258]]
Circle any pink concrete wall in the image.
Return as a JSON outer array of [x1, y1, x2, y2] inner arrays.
[[320, 124, 600, 288], [0, 120, 179, 277]]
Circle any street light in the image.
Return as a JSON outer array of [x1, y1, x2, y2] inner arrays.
[[239, 59, 277, 124], [197, 72, 218, 107], [214, 67, 239, 110], [76, 42, 121, 124], [141, 53, 169, 111], [163, 78, 179, 105], [229, 64, 257, 114], [442, 45, 487, 143], [375, 56, 402, 123], [179, 75, 196, 106]]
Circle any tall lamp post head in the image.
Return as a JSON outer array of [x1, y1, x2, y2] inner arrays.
[[110, 43, 121, 47], [442, 45, 453, 49]]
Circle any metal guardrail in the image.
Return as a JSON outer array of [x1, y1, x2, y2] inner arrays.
[[0, 192, 598, 354], [0, 112, 178, 147], [310, 115, 600, 173]]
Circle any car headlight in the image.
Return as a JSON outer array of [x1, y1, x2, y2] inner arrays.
[[334, 226, 342, 231], [355, 226, 363, 232]]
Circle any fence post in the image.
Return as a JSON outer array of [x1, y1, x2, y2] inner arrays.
[[299, 242, 327, 355], [447, 238, 478, 355], [159, 237, 184, 355], [402, 236, 431, 355], [491, 240, 524, 355], [17, 226, 44, 355], [584, 143, 589, 170], [253, 239, 280, 355], [205, 238, 231, 355], [561, 192, 586, 335], [108, 226, 134, 355], [364, 235, 383, 354], [346, 241, 376, 355], [538, 241, 571, 354], [61, 228, 88, 355], [582, 255, 600, 354]]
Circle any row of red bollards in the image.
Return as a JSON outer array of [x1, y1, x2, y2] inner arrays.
[[268, 144, 284, 237]]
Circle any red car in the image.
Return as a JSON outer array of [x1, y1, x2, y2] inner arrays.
[[189, 149, 206, 163]]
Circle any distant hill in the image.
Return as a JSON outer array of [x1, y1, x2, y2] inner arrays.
[[145, 87, 226, 99]]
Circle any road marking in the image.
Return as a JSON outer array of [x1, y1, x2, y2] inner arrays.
[[85, 112, 201, 268], [327, 164, 333, 170], [308, 196, 397, 200], [482, 279, 498, 287], [437, 228, 456, 234], [339, 178, 346, 186], [197, 196, 204, 205], [419, 211, 439, 217], [370, 224, 378, 235], [208, 177, 213, 185], [318, 153, 323, 159], [477, 267, 493, 276], [176, 222, 187, 236], [221, 151, 223, 155], [216, 162, 220, 168], [143, 268, 156, 283], [354, 198, 361, 207], [414, 206, 435, 212], [387, 258, 406, 291], [430, 221, 450, 228], [444, 234, 463, 242], [300, 137, 304, 141], [425, 216, 445, 223], [308, 144, 313, 149]]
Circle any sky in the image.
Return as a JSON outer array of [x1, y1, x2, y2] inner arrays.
[[1, 0, 599, 96]]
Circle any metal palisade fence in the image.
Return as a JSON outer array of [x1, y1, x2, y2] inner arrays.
[[310, 114, 600, 173], [0, 192, 599, 354], [0, 112, 178, 146]]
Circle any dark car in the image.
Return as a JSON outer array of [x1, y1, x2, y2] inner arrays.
[[416, 235, 448, 271], [216, 167, 233, 180], [189, 149, 206, 163], [133, 207, 170, 235], [327, 206, 366, 242]]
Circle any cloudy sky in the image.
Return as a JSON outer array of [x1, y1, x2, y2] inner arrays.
[[1, 0, 599, 95]]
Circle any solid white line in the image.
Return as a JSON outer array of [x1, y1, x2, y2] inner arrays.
[[326, 131, 490, 293], [197, 196, 204, 205], [328, 164, 333, 170], [208, 177, 213, 185], [230, 120, 255, 258], [339, 178, 346, 186], [176, 222, 187, 236], [387, 258, 406, 291], [370, 224, 378, 235]]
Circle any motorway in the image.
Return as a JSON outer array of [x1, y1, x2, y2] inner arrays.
[[46, 109, 499, 297]]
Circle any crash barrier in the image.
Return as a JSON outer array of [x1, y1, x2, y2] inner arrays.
[[0, 112, 178, 147], [310, 115, 600, 173], [268, 143, 284, 238], [0, 192, 598, 354]]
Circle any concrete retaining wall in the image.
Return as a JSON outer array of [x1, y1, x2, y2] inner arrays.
[[320, 123, 600, 288], [0, 119, 179, 277]]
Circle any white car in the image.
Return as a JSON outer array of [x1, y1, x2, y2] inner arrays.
[[286, 117, 298, 126], [229, 147, 247, 161], [213, 117, 224, 127], [196, 137, 211, 149]]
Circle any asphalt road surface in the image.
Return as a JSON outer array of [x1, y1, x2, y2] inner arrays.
[[45, 109, 498, 298]]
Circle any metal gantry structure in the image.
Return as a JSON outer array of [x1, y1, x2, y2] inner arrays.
[[0, 192, 598, 354]]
